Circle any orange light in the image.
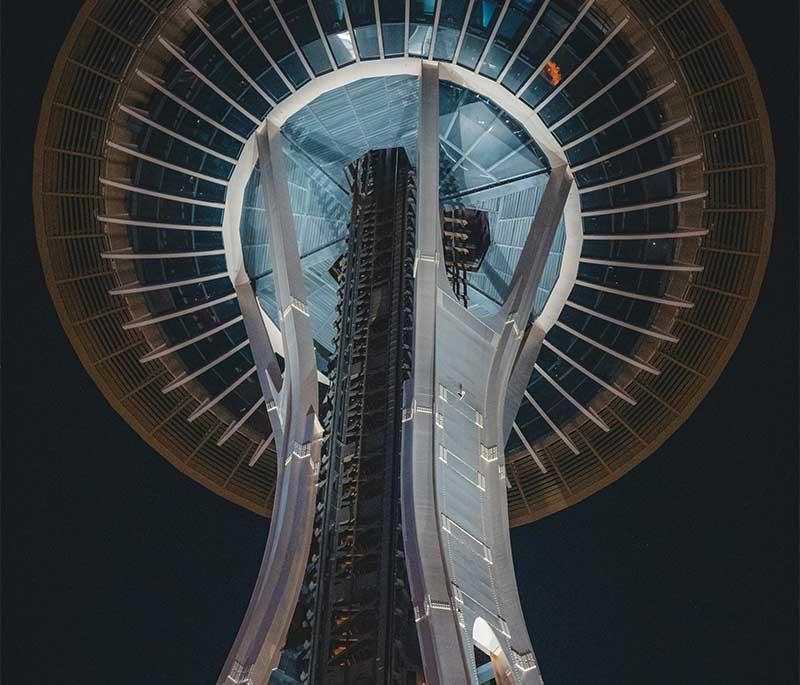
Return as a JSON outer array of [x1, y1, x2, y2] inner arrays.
[[544, 60, 562, 86]]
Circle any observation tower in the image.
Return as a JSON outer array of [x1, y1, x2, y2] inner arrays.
[[34, 0, 774, 683]]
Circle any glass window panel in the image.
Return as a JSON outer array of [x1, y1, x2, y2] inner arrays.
[[206, 2, 291, 102], [312, 0, 357, 66], [479, 0, 544, 79], [274, 0, 334, 75], [379, 0, 406, 56], [432, 0, 470, 61], [457, 0, 503, 69], [240, 1, 310, 88], [347, 0, 380, 59], [409, 0, 437, 56]]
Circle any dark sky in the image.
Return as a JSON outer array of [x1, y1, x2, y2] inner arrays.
[[2, 2, 797, 684]]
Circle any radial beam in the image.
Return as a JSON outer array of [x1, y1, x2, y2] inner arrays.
[[108, 272, 229, 296], [135, 70, 248, 143], [581, 191, 708, 216], [562, 81, 677, 151], [565, 300, 679, 343], [534, 16, 629, 112], [516, 0, 595, 96], [105, 140, 230, 185], [554, 321, 660, 375], [139, 315, 244, 363], [541, 338, 637, 405], [248, 433, 275, 467], [186, 8, 276, 106], [512, 422, 547, 473], [582, 228, 708, 240], [578, 154, 703, 194], [497, 0, 552, 83], [523, 390, 580, 455], [118, 104, 239, 164], [188, 365, 257, 423], [225, 0, 296, 92], [574, 279, 694, 308], [534, 363, 610, 432], [159, 37, 262, 126], [217, 396, 266, 447], [570, 117, 693, 172], [100, 247, 226, 260], [162, 339, 250, 394], [451, 0, 476, 64], [98, 214, 223, 232], [579, 257, 704, 273], [123, 292, 237, 329], [549, 47, 655, 131], [99, 178, 226, 209]]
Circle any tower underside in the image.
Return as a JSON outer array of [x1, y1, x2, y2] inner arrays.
[[301, 148, 421, 684]]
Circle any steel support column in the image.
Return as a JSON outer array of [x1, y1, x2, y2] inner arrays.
[[217, 122, 323, 685], [402, 61, 572, 685]]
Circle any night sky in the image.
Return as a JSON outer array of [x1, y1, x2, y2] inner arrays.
[[2, 2, 797, 684]]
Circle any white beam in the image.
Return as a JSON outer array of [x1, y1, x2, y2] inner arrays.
[[305, 0, 338, 71], [186, 8, 277, 106], [497, 0, 551, 83], [524, 390, 580, 455], [582, 228, 708, 240], [563, 81, 677, 151], [570, 117, 692, 172], [578, 154, 703, 194], [139, 315, 244, 363], [105, 140, 229, 185], [188, 365, 257, 423], [162, 339, 250, 393], [565, 300, 679, 343], [109, 272, 228, 296], [534, 16, 629, 113], [124, 292, 238, 329], [101, 248, 226, 260], [451, 0, 476, 64], [541, 338, 637, 404], [474, 0, 511, 72], [159, 37, 262, 126], [534, 363, 610, 431], [99, 178, 226, 209], [579, 256, 704, 273], [581, 191, 708, 216], [217, 396, 266, 446], [135, 71, 248, 143], [248, 433, 275, 466], [516, 0, 595, 96], [97, 214, 222, 232], [512, 422, 547, 473], [118, 104, 239, 164], [574, 279, 694, 308], [225, 0, 296, 92], [549, 47, 655, 131], [554, 321, 660, 374]]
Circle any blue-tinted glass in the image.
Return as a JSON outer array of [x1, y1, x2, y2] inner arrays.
[[501, 7, 570, 93], [239, 0, 310, 88], [312, 0, 357, 66], [274, 0, 334, 75], [432, 0, 470, 61], [479, 1, 545, 80], [457, 0, 503, 69], [346, 0, 380, 59], [409, 0, 437, 56], [379, 0, 405, 55], [204, 1, 291, 102]]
